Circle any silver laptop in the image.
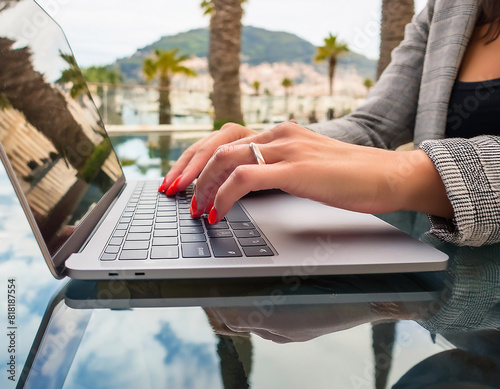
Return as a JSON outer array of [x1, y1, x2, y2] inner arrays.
[[0, 0, 448, 280]]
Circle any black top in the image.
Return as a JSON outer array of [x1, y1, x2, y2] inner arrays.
[[445, 78, 500, 138]]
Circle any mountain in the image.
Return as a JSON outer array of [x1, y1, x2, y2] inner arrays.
[[113, 26, 377, 83]]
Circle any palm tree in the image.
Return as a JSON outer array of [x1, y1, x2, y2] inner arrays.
[[143, 48, 196, 125], [202, 0, 245, 129], [377, 0, 415, 79], [281, 77, 293, 114], [252, 80, 261, 96], [363, 78, 374, 94], [314, 34, 349, 96]]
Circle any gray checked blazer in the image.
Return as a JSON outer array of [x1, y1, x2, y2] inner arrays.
[[308, 0, 500, 247]]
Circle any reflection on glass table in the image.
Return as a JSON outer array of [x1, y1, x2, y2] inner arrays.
[[17, 235, 500, 388]]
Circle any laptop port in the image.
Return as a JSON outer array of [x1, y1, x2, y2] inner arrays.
[[108, 272, 118, 276], [135, 272, 145, 276]]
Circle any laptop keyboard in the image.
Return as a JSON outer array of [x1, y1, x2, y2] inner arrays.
[[100, 181, 275, 261]]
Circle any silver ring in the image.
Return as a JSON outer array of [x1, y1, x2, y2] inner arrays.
[[249, 142, 266, 165]]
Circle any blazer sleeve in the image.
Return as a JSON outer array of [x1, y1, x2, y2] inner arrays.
[[419, 136, 500, 247], [307, 1, 435, 150]]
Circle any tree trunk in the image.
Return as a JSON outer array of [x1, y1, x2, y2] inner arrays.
[[377, 0, 415, 80], [328, 56, 337, 96], [209, 0, 244, 129], [159, 75, 171, 125]]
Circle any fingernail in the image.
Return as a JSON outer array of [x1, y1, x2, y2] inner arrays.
[[207, 200, 214, 213], [166, 176, 182, 195], [208, 207, 218, 225], [158, 177, 167, 192], [190, 194, 198, 217]]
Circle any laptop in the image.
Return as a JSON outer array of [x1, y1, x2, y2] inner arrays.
[[0, 0, 448, 280]]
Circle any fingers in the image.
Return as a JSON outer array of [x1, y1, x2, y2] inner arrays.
[[159, 123, 258, 194], [191, 143, 260, 216], [208, 163, 288, 224], [158, 139, 203, 193]]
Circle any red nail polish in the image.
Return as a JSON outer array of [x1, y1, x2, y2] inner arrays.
[[158, 177, 167, 192], [166, 176, 182, 195], [190, 194, 198, 217], [208, 207, 217, 225]]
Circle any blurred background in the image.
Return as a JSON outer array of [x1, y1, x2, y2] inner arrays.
[[36, 0, 427, 129]]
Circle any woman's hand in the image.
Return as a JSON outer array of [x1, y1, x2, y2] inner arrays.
[[158, 122, 258, 194], [189, 122, 454, 222]]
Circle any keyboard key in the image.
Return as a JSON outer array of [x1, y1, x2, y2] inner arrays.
[[210, 238, 242, 257], [100, 253, 117, 261], [113, 230, 126, 238], [179, 214, 195, 220], [207, 230, 233, 238], [180, 226, 204, 234], [134, 214, 154, 220], [132, 220, 153, 226], [123, 211, 134, 217], [120, 217, 132, 223], [158, 196, 175, 202], [109, 237, 123, 246], [234, 229, 261, 238], [230, 222, 255, 230], [238, 237, 267, 246], [158, 203, 176, 209], [182, 243, 211, 258], [178, 203, 191, 209], [156, 216, 177, 223], [178, 208, 191, 214], [138, 201, 156, 205], [129, 225, 152, 233], [105, 246, 120, 254], [205, 220, 229, 230], [126, 233, 151, 241], [181, 234, 206, 243], [154, 230, 178, 237], [153, 237, 178, 246], [123, 241, 149, 250], [155, 222, 177, 229], [225, 203, 250, 222], [135, 209, 155, 214], [119, 250, 148, 260], [151, 246, 179, 259], [116, 223, 129, 230], [180, 219, 202, 227], [137, 204, 156, 211], [242, 246, 274, 256], [157, 211, 177, 217]]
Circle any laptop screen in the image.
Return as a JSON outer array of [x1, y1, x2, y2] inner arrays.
[[0, 1, 124, 257]]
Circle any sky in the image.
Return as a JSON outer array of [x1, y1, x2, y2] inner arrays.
[[35, 0, 428, 67]]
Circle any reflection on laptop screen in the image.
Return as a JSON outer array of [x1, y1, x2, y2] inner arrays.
[[0, 0, 124, 256]]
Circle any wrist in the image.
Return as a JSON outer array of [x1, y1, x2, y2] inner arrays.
[[393, 150, 454, 218]]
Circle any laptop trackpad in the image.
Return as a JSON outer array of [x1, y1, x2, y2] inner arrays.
[[239, 192, 446, 272]]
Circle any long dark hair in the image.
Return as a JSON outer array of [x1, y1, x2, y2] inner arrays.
[[477, 0, 500, 43]]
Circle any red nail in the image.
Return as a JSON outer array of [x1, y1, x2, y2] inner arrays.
[[190, 194, 198, 217], [166, 176, 182, 195], [158, 177, 167, 192], [208, 207, 217, 225]]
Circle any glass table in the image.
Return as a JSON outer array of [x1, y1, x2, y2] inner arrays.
[[1, 133, 499, 389]]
